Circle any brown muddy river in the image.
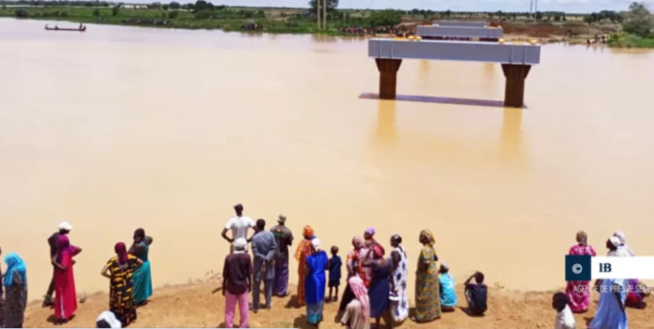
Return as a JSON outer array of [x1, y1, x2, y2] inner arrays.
[[1, 18, 654, 299]]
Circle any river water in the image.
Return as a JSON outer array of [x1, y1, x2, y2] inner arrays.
[[2, 18, 654, 299]]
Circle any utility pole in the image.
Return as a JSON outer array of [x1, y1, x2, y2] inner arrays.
[[323, 0, 327, 30], [317, 0, 321, 30]]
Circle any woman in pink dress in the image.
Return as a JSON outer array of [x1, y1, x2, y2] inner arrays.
[[565, 231, 596, 313], [53, 235, 82, 324]]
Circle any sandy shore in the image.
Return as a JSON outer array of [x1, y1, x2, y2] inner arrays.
[[23, 280, 654, 328]]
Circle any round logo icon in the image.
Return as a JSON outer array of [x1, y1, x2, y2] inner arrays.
[[572, 263, 583, 275]]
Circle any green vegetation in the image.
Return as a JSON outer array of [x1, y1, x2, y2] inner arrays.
[[607, 2, 654, 48], [0, 0, 650, 48]]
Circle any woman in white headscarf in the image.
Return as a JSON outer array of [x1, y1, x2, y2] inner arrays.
[[607, 236, 630, 257], [304, 238, 328, 326], [613, 231, 635, 256]]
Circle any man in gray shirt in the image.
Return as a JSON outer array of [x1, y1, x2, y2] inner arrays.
[[251, 219, 277, 312]]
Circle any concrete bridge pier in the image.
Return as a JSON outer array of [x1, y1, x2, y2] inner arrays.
[[502, 64, 531, 108], [375, 58, 402, 99]]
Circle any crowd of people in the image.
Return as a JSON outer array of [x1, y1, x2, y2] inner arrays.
[[552, 231, 651, 329], [0, 205, 650, 329], [0, 222, 154, 328], [219, 204, 487, 329]]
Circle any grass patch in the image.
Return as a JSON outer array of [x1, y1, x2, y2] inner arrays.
[[608, 32, 654, 48]]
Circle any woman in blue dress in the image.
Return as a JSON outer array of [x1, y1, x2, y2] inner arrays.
[[304, 238, 328, 326], [129, 228, 153, 305], [589, 278, 628, 329], [364, 255, 393, 329]]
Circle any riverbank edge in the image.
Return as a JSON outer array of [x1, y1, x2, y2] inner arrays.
[[1, 16, 598, 45], [22, 280, 654, 328]]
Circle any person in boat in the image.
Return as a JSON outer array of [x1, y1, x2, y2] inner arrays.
[[55, 25, 59, 30]]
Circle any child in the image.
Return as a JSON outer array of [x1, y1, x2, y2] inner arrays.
[[327, 246, 342, 302], [552, 292, 576, 329], [464, 271, 487, 316]]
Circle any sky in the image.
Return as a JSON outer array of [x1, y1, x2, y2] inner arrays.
[[141, 0, 647, 13]]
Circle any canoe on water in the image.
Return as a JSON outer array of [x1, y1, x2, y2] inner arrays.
[[44, 25, 86, 32]]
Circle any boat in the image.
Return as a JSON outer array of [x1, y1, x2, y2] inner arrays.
[[45, 24, 86, 32]]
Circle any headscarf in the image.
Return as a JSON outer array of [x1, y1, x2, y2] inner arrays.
[[576, 231, 588, 246], [303, 225, 315, 240], [613, 231, 626, 246], [134, 228, 145, 240], [233, 238, 247, 254], [311, 238, 321, 251], [3, 253, 27, 288], [348, 276, 370, 323], [365, 227, 375, 236], [115, 242, 128, 265], [352, 236, 364, 249], [613, 231, 635, 256], [295, 226, 315, 261], [96, 311, 122, 328], [420, 229, 435, 246], [608, 236, 621, 249]]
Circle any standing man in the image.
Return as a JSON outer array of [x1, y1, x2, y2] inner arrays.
[[271, 214, 293, 297], [250, 219, 277, 312], [222, 204, 255, 251], [223, 238, 252, 329], [43, 221, 73, 307]]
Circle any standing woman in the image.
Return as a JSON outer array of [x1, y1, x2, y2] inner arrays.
[[305, 238, 328, 326], [389, 234, 409, 323], [128, 228, 153, 305], [363, 255, 393, 329], [413, 229, 440, 323], [295, 225, 315, 308], [53, 235, 82, 324], [565, 231, 596, 313], [3, 253, 28, 328], [102, 242, 142, 327]]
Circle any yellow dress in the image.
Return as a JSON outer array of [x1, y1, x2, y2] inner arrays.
[[414, 246, 440, 322]]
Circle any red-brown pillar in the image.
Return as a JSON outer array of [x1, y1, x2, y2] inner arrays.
[[501, 64, 531, 108], [375, 58, 402, 100]]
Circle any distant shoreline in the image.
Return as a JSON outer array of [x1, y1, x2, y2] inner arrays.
[[0, 4, 626, 46]]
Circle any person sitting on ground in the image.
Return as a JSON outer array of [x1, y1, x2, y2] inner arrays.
[[552, 292, 575, 329], [340, 276, 370, 329], [438, 262, 457, 312], [464, 271, 487, 316], [625, 279, 648, 309], [327, 246, 342, 303], [96, 310, 122, 328]]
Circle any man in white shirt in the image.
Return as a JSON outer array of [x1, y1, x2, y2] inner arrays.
[[222, 204, 255, 251], [552, 292, 576, 329]]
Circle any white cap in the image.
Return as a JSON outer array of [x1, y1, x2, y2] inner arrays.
[[311, 238, 321, 250], [609, 236, 621, 248], [58, 221, 73, 232]]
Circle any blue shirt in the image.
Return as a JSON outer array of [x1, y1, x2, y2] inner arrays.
[[328, 255, 342, 281], [439, 273, 457, 307]]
